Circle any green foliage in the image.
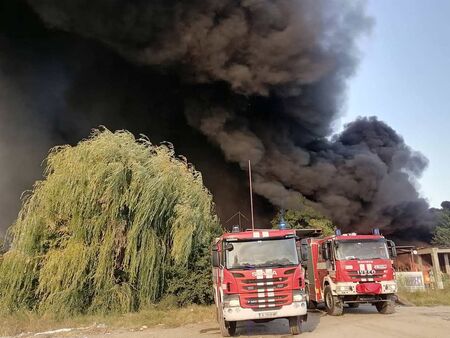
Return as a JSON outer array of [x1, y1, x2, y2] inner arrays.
[[432, 207, 450, 247], [272, 198, 335, 235], [0, 129, 220, 316], [0, 236, 5, 255], [165, 241, 214, 306]]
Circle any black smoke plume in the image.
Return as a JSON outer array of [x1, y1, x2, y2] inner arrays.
[[441, 201, 450, 210], [0, 0, 432, 241]]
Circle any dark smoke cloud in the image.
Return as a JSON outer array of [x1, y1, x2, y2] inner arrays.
[[30, 0, 367, 95], [441, 201, 450, 210], [0, 11, 70, 236], [0, 1, 272, 235], [0, 1, 433, 240]]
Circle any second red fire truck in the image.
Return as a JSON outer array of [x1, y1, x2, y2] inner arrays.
[[298, 229, 398, 315]]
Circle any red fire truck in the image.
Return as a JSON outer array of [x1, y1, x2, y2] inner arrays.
[[298, 229, 397, 316], [212, 228, 308, 336]]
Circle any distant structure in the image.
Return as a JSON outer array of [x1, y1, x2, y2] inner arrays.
[[395, 246, 450, 290]]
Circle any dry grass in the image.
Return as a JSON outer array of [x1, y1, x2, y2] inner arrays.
[[398, 288, 450, 306], [0, 305, 215, 336]]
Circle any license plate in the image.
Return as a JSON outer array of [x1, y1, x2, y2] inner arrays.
[[359, 297, 375, 301], [258, 311, 277, 318]]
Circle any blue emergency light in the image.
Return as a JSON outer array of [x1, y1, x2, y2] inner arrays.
[[278, 209, 287, 229]]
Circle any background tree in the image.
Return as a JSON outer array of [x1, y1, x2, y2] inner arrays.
[[0, 236, 5, 256], [432, 201, 450, 247], [0, 129, 220, 316], [272, 198, 335, 235]]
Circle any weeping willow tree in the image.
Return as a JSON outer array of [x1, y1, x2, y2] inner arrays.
[[0, 129, 220, 315], [0, 236, 5, 257]]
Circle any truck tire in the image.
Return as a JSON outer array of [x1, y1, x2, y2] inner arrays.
[[376, 295, 395, 314], [305, 285, 316, 309], [227, 321, 237, 336], [217, 307, 236, 336], [324, 286, 344, 316], [289, 316, 302, 335]]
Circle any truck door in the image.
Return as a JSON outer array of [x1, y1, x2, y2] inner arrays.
[[317, 241, 332, 292], [211, 241, 222, 306]]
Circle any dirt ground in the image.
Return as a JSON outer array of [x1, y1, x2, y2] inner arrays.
[[52, 305, 450, 338]]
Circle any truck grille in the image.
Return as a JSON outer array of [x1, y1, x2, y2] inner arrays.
[[237, 276, 292, 309], [243, 283, 288, 291], [242, 277, 287, 284], [347, 270, 386, 280]]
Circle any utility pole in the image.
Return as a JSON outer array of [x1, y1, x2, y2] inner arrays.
[[248, 160, 255, 230]]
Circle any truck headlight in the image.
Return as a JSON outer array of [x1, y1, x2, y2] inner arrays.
[[223, 294, 240, 307], [293, 290, 304, 302], [336, 285, 353, 293], [385, 283, 397, 292]]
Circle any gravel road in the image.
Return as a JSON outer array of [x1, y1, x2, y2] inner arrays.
[[79, 305, 450, 338]]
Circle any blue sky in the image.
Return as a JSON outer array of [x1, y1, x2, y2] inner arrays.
[[338, 0, 450, 208]]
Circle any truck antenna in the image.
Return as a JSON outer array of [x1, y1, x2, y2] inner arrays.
[[225, 211, 249, 229], [248, 160, 255, 230]]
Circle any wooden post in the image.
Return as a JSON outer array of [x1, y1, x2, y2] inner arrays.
[[410, 250, 416, 271], [444, 253, 450, 275], [417, 254, 423, 272], [431, 248, 444, 289]]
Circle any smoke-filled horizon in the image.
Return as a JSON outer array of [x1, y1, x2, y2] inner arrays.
[[0, 1, 433, 241]]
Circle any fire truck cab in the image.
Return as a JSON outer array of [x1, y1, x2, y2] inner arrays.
[[212, 228, 308, 336], [299, 229, 397, 316]]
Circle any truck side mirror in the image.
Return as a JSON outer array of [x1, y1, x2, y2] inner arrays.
[[300, 239, 309, 262], [322, 244, 329, 260], [387, 240, 397, 258], [211, 247, 220, 267]]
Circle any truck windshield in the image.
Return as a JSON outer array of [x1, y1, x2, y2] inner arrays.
[[225, 238, 299, 269], [334, 240, 389, 260]]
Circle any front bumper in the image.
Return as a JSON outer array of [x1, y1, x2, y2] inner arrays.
[[223, 301, 307, 321], [333, 281, 397, 296]]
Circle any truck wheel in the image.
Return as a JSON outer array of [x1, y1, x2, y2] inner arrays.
[[305, 285, 316, 309], [289, 316, 302, 335], [324, 286, 344, 316], [376, 295, 395, 314], [227, 321, 236, 336], [217, 307, 236, 336]]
